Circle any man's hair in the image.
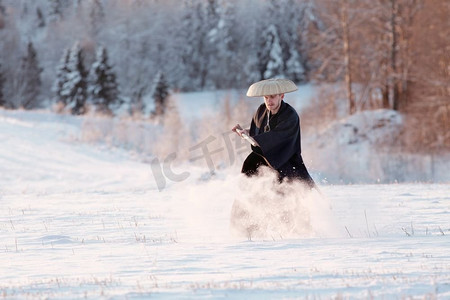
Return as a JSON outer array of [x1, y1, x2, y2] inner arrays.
[[253, 105, 268, 128]]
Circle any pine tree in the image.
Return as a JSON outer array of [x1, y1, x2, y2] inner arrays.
[[53, 47, 71, 107], [178, 0, 207, 90], [36, 7, 46, 28], [89, 0, 104, 37], [129, 78, 146, 117], [0, 0, 6, 30], [205, 0, 219, 37], [48, 0, 64, 22], [204, 0, 220, 88], [88, 46, 119, 115], [286, 45, 306, 82], [207, 0, 238, 88], [0, 62, 5, 107], [21, 3, 29, 18], [20, 41, 43, 109], [65, 43, 88, 115], [151, 71, 169, 117], [259, 24, 284, 79], [282, 0, 306, 82], [260, 0, 306, 82]]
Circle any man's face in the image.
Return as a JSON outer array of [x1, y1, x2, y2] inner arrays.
[[264, 94, 284, 112]]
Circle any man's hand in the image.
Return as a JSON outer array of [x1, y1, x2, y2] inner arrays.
[[232, 124, 258, 147], [232, 124, 249, 137]]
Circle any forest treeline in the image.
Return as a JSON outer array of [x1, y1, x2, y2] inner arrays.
[[0, 0, 448, 151]]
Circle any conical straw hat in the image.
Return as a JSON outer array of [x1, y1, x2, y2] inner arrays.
[[246, 78, 298, 97]]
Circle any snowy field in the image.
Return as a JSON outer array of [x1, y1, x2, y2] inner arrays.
[[1, 108, 449, 299]]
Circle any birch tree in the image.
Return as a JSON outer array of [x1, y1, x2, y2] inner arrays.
[[309, 0, 358, 115]]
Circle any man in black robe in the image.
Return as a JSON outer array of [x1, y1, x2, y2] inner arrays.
[[232, 78, 315, 188]]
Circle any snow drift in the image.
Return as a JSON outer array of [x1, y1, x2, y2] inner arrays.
[[303, 109, 450, 183]]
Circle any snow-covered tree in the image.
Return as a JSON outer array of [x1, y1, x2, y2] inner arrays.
[[0, 0, 6, 29], [259, 24, 284, 79], [203, 0, 220, 88], [47, 0, 72, 22], [48, 0, 64, 22], [151, 71, 169, 117], [177, 0, 207, 90], [239, 2, 263, 85], [282, 0, 306, 82], [36, 7, 45, 28], [206, 0, 239, 88], [0, 62, 5, 107], [53, 47, 71, 107], [205, 0, 219, 30], [128, 78, 147, 117], [19, 41, 43, 109], [243, 54, 262, 85], [261, 0, 307, 82], [296, 0, 323, 79], [88, 46, 119, 115], [0, 2, 20, 108], [286, 46, 306, 82], [89, 0, 104, 37], [0, 2, 5, 21], [65, 43, 88, 115]]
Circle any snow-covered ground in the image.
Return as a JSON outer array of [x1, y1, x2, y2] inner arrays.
[[1, 107, 449, 299]]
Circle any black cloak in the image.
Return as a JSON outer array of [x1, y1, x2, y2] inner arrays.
[[241, 101, 315, 187]]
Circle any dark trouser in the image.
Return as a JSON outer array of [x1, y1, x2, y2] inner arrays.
[[241, 152, 316, 189], [241, 152, 268, 177], [282, 154, 316, 188]]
